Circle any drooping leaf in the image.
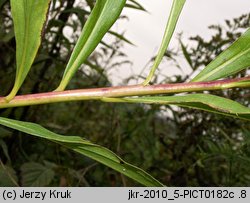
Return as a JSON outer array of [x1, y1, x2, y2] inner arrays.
[[56, 0, 126, 91], [0, 117, 164, 187], [102, 94, 250, 120], [143, 0, 186, 85], [6, 0, 51, 101], [192, 28, 250, 82], [21, 162, 55, 186]]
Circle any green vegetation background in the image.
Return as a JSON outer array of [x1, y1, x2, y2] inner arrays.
[[0, 0, 250, 186]]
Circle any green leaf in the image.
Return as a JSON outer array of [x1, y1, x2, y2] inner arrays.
[[56, 0, 126, 91], [143, 0, 186, 85], [6, 0, 51, 101], [0, 139, 11, 163], [108, 30, 135, 46], [126, 0, 147, 11], [0, 117, 163, 187], [192, 28, 250, 82], [180, 40, 193, 69], [102, 94, 250, 121], [21, 162, 55, 186], [0, 164, 18, 186]]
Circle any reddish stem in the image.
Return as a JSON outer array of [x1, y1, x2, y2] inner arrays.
[[0, 76, 250, 109]]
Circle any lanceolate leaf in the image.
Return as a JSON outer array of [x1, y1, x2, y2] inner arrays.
[[143, 0, 186, 85], [108, 30, 134, 46], [56, 0, 126, 91], [0, 117, 163, 187], [192, 28, 250, 82], [103, 94, 250, 120], [180, 40, 193, 69], [6, 0, 51, 101]]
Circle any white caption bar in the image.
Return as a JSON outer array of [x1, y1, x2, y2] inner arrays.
[[0, 188, 249, 203]]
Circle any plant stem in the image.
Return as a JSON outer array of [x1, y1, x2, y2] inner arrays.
[[0, 77, 250, 109]]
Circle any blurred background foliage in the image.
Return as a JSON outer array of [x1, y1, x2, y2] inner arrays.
[[0, 0, 250, 186]]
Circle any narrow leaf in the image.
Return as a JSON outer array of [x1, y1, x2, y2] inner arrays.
[[0, 139, 11, 163], [180, 40, 193, 69], [0, 117, 163, 187], [108, 30, 135, 46], [102, 94, 250, 121], [126, 0, 147, 11], [143, 0, 186, 85], [192, 28, 250, 82], [0, 165, 18, 186], [56, 0, 126, 91], [6, 0, 51, 101]]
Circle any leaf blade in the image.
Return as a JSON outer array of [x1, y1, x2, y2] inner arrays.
[[102, 94, 250, 121], [126, 0, 147, 11], [56, 0, 126, 91], [0, 117, 163, 187], [6, 0, 51, 101], [143, 0, 186, 85], [192, 28, 250, 82]]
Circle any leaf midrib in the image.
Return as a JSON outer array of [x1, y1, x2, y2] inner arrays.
[[195, 39, 250, 81], [17, 0, 34, 84], [62, 1, 106, 78]]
